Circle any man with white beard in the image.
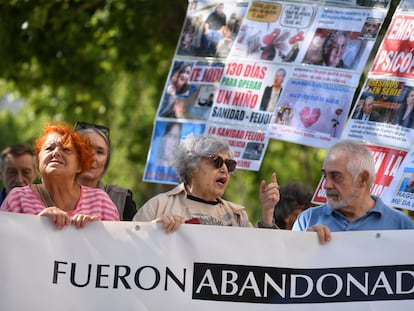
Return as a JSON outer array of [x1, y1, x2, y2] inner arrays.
[[292, 139, 414, 243]]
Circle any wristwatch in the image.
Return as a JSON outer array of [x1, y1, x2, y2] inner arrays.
[[257, 219, 279, 229]]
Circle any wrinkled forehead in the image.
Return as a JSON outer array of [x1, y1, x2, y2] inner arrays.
[[1, 153, 35, 170], [323, 151, 348, 172], [43, 132, 75, 149], [44, 132, 64, 144]]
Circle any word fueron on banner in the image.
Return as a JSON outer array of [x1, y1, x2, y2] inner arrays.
[[52, 261, 414, 304]]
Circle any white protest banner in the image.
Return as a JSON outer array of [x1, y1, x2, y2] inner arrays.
[[1, 212, 414, 310]]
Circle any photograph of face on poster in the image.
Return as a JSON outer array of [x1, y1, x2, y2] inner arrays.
[[176, 1, 247, 58], [230, 2, 315, 64], [397, 168, 414, 193], [359, 17, 382, 39], [356, 81, 414, 129], [341, 79, 414, 150], [350, 95, 382, 122], [158, 60, 197, 118], [165, 61, 196, 98], [242, 142, 265, 161], [302, 28, 368, 70], [143, 121, 205, 184]]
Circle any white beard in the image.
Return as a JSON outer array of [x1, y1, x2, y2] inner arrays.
[[326, 188, 360, 210]]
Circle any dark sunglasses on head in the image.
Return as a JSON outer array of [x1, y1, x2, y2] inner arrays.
[[73, 121, 110, 138], [209, 155, 237, 173]]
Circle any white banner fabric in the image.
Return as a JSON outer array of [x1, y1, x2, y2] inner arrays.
[[1, 212, 414, 310]]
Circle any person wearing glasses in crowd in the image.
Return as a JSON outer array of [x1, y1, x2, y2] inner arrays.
[[0, 144, 38, 204], [74, 121, 137, 221], [134, 133, 280, 232], [0, 123, 119, 229]]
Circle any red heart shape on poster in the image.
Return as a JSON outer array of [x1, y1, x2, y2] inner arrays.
[[263, 28, 280, 45], [300, 107, 321, 128]]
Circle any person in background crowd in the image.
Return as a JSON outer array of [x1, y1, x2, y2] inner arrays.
[[0, 144, 37, 204], [134, 134, 280, 232], [293, 140, 414, 243], [274, 181, 313, 230], [1, 123, 119, 228], [392, 87, 414, 129], [352, 96, 380, 122], [74, 122, 137, 221]]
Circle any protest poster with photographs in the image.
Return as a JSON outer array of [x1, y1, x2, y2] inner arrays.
[[312, 144, 407, 204], [143, 120, 205, 184], [370, 12, 414, 80], [342, 5, 414, 150], [341, 77, 414, 150], [266, 77, 353, 149], [383, 146, 414, 211], [229, 1, 316, 64], [144, 0, 391, 183], [263, 3, 386, 148], [157, 59, 225, 121], [208, 61, 291, 129], [325, 0, 390, 9], [230, 1, 384, 68], [206, 123, 269, 170], [176, 0, 248, 58]]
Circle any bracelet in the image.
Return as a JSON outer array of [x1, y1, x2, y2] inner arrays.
[[257, 219, 279, 229]]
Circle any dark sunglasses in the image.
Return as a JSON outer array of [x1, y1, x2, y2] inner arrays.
[[73, 121, 110, 138], [209, 155, 237, 173]]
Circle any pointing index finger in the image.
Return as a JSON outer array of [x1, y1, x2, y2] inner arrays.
[[271, 172, 277, 184]]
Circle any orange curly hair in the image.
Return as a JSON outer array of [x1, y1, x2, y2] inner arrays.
[[34, 123, 94, 174]]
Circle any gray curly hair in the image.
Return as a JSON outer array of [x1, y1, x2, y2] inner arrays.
[[171, 134, 234, 184]]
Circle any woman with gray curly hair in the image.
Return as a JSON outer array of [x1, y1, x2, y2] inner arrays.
[[134, 134, 280, 232]]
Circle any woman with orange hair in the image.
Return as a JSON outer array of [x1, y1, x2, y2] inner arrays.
[[0, 123, 119, 228]]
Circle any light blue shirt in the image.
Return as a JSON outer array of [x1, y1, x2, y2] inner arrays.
[[292, 195, 414, 231]]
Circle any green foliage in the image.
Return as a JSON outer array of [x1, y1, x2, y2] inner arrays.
[[0, 0, 399, 223]]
